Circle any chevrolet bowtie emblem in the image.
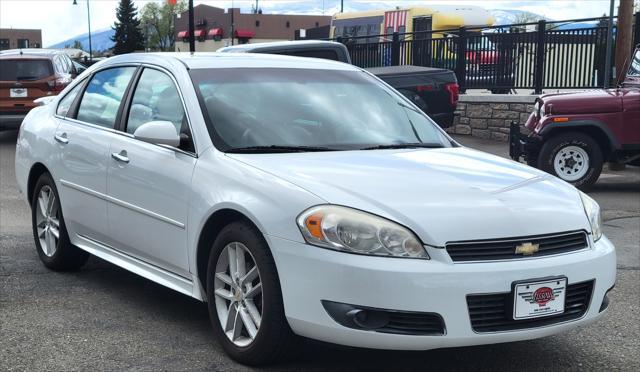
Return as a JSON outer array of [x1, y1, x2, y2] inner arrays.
[[515, 242, 539, 255]]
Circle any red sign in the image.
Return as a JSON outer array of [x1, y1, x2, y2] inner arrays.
[[533, 287, 555, 306], [167, 0, 177, 5]]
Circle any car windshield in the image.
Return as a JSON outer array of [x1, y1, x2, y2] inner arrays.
[[190, 68, 450, 152], [0, 59, 53, 81]]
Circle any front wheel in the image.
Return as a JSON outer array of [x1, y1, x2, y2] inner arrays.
[[206, 222, 296, 365], [538, 132, 603, 190]]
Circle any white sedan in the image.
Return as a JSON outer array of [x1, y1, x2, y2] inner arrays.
[[15, 53, 616, 365]]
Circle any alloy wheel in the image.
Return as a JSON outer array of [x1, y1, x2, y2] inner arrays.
[[35, 185, 60, 257], [214, 242, 263, 347]]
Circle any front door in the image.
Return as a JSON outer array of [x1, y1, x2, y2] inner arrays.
[[106, 67, 197, 277]]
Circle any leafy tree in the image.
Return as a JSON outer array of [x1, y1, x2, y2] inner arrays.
[[141, 0, 187, 51], [72, 40, 83, 50], [111, 0, 145, 54]]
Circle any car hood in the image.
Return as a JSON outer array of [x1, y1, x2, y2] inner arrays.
[[541, 89, 622, 114], [227, 147, 590, 246]]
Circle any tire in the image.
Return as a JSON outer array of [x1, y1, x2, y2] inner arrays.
[[538, 131, 603, 190], [31, 172, 89, 270], [206, 221, 296, 365]]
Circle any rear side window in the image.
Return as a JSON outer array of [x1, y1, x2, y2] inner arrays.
[[76, 67, 136, 129], [0, 59, 53, 81], [56, 82, 84, 117]]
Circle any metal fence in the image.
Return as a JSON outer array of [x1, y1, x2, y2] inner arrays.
[[334, 14, 640, 93]]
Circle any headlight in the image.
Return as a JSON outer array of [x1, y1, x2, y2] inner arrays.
[[579, 192, 603, 241], [297, 205, 428, 258], [539, 103, 546, 117]]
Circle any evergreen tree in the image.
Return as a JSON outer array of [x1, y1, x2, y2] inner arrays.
[[111, 0, 145, 54]]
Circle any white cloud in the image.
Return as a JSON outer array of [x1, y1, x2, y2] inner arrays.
[[0, 0, 619, 47]]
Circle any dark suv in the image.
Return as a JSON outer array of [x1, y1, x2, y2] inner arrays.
[[510, 45, 640, 189], [0, 49, 78, 130]]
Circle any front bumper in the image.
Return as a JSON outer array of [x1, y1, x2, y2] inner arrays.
[[509, 121, 542, 165], [268, 234, 616, 350]]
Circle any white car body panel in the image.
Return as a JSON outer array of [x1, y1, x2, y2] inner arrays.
[[227, 148, 592, 246], [15, 52, 616, 351]]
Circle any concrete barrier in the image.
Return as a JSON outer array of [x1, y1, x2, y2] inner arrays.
[[445, 94, 538, 141]]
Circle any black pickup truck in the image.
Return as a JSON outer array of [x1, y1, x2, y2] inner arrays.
[[218, 40, 459, 128]]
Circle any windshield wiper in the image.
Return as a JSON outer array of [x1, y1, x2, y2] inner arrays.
[[360, 143, 444, 150], [16, 76, 38, 81], [226, 145, 338, 153]]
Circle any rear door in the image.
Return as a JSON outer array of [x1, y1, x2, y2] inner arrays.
[[54, 66, 137, 244], [0, 58, 55, 115], [105, 66, 197, 277]]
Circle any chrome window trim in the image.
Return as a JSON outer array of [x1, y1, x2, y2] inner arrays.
[[55, 62, 199, 158]]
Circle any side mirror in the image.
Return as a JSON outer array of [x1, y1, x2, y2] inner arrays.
[[133, 120, 180, 147]]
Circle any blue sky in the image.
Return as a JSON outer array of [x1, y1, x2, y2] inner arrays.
[[0, 0, 624, 47]]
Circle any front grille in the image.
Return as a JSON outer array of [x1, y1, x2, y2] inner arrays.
[[446, 231, 588, 262], [379, 312, 445, 336], [467, 280, 594, 333]]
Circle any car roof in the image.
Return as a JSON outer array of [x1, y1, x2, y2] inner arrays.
[[0, 48, 65, 59], [219, 40, 345, 53], [99, 52, 358, 71]]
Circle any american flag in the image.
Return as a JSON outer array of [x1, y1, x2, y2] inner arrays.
[[383, 10, 408, 66], [384, 10, 408, 33]]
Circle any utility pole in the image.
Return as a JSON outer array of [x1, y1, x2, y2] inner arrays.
[[603, 0, 615, 88], [188, 0, 195, 53], [341, 0, 344, 13], [615, 0, 634, 83]]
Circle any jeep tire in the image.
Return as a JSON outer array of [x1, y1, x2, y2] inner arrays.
[[538, 131, 603, 190]]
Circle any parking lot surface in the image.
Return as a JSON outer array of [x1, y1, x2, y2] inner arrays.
[[1, 130, 638, 371]]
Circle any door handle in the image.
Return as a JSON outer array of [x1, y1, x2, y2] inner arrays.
[[111, 150, 130, 164], [54, 133, 68, 144]]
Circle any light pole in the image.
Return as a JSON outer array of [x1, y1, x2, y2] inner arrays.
[[73, 0, 92, 61]]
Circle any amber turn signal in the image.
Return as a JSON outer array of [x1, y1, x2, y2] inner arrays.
[[305, 213, 324, 239]]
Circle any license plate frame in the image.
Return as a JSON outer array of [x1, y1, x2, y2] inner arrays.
[[512, 277, 567, 320], [10, 88, 28, 98]]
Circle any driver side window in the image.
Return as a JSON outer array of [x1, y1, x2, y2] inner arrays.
[[126, 68, 194, 152]]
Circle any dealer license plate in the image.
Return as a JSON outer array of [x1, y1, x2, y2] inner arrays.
[[10, 88, 28, 98], [513, 278, 567, 320]]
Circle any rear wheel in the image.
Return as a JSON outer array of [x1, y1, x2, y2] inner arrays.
[[538, 132, 603, 190], [206, 221, 296, 365], [31, 173, 89, 270]]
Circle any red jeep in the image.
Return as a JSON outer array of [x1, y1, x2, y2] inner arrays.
[[510, 45, 640, 189]]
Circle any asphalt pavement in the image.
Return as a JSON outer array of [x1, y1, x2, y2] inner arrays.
[[1, 129, 638, 371]]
